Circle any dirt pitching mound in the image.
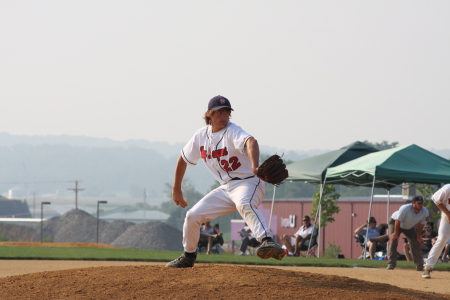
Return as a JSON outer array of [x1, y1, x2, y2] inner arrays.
[[0, 264, 448, 300]]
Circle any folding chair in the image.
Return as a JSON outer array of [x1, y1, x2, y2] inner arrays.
[[299, 227, 319, 257], [355, 234, 388, 259]]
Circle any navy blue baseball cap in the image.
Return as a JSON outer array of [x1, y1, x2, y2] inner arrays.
[[208, 95, 234, 111], [412, 196, 424, 203]]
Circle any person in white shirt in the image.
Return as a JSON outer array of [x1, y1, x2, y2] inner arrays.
[[166, 95, 284, 268], [387, 196, 429, 271], [281, 215, 315, 256], [422, 184, 450, 278]]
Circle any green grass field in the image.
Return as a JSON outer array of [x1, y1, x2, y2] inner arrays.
[[1, 245, 450, 271]]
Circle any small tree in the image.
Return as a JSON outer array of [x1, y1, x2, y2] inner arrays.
[[310, 184, 340, 228], [324, 241, 342, 258]]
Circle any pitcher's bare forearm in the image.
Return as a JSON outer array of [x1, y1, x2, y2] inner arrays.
[[172, 155, 188, 208], [245, 137, 260, 175]]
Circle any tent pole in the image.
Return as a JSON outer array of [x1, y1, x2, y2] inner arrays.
[[268, 186, 277, 230], [317, 200, 321, 258], [314, 179, 326, 258], [387, 189, 391, 225], [386, 189, 391, 256], [363, 175, 376, 260]]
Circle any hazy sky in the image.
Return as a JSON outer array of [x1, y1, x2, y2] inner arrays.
[[1, 1, 449, 151]]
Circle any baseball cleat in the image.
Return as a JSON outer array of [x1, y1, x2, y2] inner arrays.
[[256, 239, 285, 260], [165, 253, 196, 268], [422, 265, 432, 278]]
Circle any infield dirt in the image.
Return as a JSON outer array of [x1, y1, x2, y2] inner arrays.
[[0, 243, 449, 299]]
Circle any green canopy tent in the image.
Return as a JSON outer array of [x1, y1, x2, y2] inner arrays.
[[286, 141, 379, 183], [325, 144, 450, 186], [325, 144, 450, 258], [268, 141, 379, 257]]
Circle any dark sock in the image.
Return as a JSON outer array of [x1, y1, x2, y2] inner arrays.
[[184, 252, 197, 258]]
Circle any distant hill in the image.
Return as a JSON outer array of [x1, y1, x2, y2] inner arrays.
[[0, 132, 314, 200], [0, 132, 316, 161], [0, 132, 448, 202], [0, 132, 184, 159]]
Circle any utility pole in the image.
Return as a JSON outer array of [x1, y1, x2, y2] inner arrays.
[[68, 180, 84, 210]]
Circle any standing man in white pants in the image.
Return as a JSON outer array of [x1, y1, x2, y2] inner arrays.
[[422, 184, 450, 278], [166, 95, 284, 268]]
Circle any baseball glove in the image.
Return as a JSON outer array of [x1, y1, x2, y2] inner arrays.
[[256, 154, 289, 186]]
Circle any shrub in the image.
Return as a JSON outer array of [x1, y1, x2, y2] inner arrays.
[[324, 241, 342, 258]]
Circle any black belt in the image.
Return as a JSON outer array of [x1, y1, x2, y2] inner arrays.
[[231, 175, 255, 181]]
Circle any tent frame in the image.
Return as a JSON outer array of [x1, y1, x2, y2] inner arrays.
[[323, 170, 440, 259], [269, 174, 408, 259]]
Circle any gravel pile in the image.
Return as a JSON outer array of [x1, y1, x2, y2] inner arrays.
[[32, 209, 108, 243], [0, 223, 39, 242], [99, 220, 135, 244], [56, 209, 106, 243], [111, 221, 183, 251], [17, 209, 184, 251]]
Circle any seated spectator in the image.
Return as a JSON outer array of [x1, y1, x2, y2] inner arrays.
[[355, 217, 388, 260], [403, 222, 437, 261], [281, 215, 315, 256], [199, 221, 223, 254], [238, 226, 261, 255]]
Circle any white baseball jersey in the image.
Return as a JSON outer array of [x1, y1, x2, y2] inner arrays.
[[425, 184, 450, 268], [181, 122, 254, 184], [179, 121, 274, 253], [431, 184, 450, 211]]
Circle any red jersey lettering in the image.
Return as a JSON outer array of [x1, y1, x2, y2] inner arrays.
[[212, 147, 229, 159], [200, 146, 207, 161]]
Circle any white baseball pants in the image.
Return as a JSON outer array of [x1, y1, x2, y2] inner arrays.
[[425, 215, 450, 267], [182, 177, 273, 253]]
